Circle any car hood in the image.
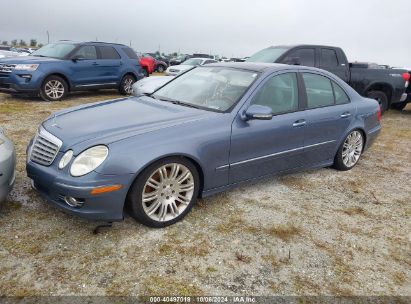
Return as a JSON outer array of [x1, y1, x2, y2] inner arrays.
[[43, 96, 213, 151], [169, 64, 194, 71], [0, 55, 62, 64]]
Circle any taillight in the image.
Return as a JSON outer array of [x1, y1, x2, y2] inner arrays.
[[377, 105, 381, 122], [402, 72, 410, 82]]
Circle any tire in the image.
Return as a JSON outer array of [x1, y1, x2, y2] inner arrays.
[[156, 64, 165, 73], [333, 130, 364, 171], [127, 157, 200, 228], [391, 102, 407, 111], [119, 74, 136, 95], [142, 68, 149, 77], [367, 91, 388, 114], [40, 75, 68, 101]]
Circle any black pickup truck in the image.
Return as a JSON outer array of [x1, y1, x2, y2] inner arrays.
[[247, 45, 409, 113]]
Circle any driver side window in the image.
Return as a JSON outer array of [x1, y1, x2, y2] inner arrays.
[[73, 45, 97, 60], [250, 73, 299, 115]]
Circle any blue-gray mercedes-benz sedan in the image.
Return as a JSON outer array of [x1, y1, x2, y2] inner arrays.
[[26, 63, 381, 227]]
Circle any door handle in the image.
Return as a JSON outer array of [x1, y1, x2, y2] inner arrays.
[[293, 120, 306, 127], [340, 112, 351, 118]]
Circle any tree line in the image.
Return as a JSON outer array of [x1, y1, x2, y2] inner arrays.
[[1, 39, 43, 48]]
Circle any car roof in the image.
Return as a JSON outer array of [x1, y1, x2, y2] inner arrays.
[[55, 40, 128, 47], [205, 62, 292, 72], [266, 44, 342, 50]]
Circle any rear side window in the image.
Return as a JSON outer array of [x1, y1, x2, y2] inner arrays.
[[302, 73, 334, 108], [251, 73, 299, 115], [332, 82, 350, 104], [122, 47, 138, 59], [98, 46, 120, 59], [321, 49, 338, 67], [284, 48, 315, 66]]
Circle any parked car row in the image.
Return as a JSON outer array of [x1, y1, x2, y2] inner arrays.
[[165, 57, 218, 76]]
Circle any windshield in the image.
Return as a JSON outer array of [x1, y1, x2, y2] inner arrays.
[[31, 43, 77, 59], [152, 67, 258, 112], [182, 58, 203, 66], [247, 47, 289, 63]]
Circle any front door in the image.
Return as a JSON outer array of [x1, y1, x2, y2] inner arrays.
[[70, 45, 101, 87], [229, 72, 306, 184]]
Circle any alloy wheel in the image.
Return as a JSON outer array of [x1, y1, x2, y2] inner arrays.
[[123, 77, 134, 94], [44, 80, 64, 99], [142, 163, 195, 222], [342, 131, 363, 167]]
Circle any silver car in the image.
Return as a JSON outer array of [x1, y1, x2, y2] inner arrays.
[[0, 128, 16, 203]]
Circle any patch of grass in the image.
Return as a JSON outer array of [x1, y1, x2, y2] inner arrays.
[[392, 272, 407, 286], [339, 206, 367, 216], [266, 223, 302, 242], [140, 275, 203, 296], [235, 252, 252, 263], [262, 254, 290, 269], [158, 238, 211, 257], [206, 266, 217, 273], [293, 275, 321, 294]]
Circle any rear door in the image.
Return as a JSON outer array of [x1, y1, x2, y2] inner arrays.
[[229, 71, 307, 183], [300, 71, 354, 165], [69, 45, 100, 86], [96, 46, 122, 85], [319, 48, 349, 82]]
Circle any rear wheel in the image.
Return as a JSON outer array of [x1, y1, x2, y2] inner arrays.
[[40, 75, 68, 101], [367, 91, 388, 114], [119, 74, 135, 95], [156, 64, 165, 73], [333, 130, 364, 171], [142, 68, 149, 77], [391, 102, 407, 111], [127, 157, 200, 228]]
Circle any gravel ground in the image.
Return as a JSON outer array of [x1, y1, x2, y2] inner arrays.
[[0, 91, 410, 296]]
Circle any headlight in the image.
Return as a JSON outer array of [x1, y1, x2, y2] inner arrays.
[[70, 146, 108, 177], [14, 64, 39, 71], [59, 150, 73, 169]]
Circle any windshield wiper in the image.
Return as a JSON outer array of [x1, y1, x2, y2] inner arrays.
[[154, 96, 201, 109]]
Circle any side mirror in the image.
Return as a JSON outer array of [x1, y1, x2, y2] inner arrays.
[[71, 55, 84, 62], [244, 104, 273, 120], [285, 57, 301, 65]]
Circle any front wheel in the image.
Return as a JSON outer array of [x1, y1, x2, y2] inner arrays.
[[127, 157, 200, 228], [119, 74, 135, 95], [40, 75, 68, 101], [367, 91, 388, 114], [333, 130, 364, 171]]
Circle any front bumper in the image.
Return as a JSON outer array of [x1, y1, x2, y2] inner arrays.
[[26, 159, 134, 221], [0, 70, 44, 94]]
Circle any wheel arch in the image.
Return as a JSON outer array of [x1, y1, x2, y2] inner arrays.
[[41, 73, 72, 91], [336, 127, 367, 155], [365, 82, 394, 104], [124, 153, 206, 210]]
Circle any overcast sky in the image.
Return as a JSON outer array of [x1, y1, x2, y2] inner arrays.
[[1, 0, 409, 67]]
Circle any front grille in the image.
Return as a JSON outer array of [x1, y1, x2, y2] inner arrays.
[[0, 64, 16, 73], [30, 127, 62, 166]]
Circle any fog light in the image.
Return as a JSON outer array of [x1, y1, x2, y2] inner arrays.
[[64, 196, 84, 208]]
